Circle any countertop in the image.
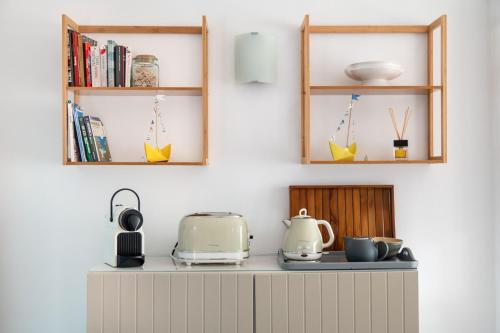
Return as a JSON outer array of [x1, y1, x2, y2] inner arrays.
[[90, 253, 417, 272], [90, 254, 281, 272]]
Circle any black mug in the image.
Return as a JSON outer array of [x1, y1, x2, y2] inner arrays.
[[344, 236, 389, 262]]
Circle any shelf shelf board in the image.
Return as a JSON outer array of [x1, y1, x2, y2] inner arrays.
[[67, 86, 203, 96], [309, 159, 444, 164], [78, 25, 202, 34], [65, 161, 206, 166], [309, 85, 441, 95], [308, 25, 429, 34]]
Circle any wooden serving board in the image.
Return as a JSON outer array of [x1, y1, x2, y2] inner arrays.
[[289, 185, 395, 251]]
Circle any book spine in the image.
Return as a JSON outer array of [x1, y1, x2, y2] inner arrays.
[[72, 31, 80, 86], [67, 101, 80, 162], [84, 116, 100, 161], [90, 46, 101, 87], [121, 46, 126, 87], [67, 101, 73, 160], [107, 41, 116, 87], [67, 30, 73, 86], [79, 117, 93, 161], [125, 48, 132, 87], [77, 33, 85, 87], [84, 41, 92, 87], [99, 46, 107, 87], [114, 46, 122, 87], [73, 106, 86, 162]]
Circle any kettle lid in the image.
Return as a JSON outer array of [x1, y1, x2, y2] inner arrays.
[[292, 208, 311, 219]]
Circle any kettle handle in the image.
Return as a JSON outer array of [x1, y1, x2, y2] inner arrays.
[[318, 220, 335, 249]]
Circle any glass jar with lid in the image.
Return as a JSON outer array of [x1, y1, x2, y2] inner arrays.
[[131, 55, 159, 87]]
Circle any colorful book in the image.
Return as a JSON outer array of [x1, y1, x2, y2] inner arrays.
[[125, 48, 132, 87], [83, 42, 91, 87], [72, 104, 86, 161], [99, 46, 107, 87], [78, 116, 93, 161], [107, 40, 117, 87], [82, 36, 97, 87], [83, 116, 99, 161], [77, 33, 85, 87], [71, 31, 81, 86], [90, 46, 101, 87], [67, 30, 74, 86], [67, 101, 73, 160], [114, 45, 123, 87], [88, 116, 112, 161]]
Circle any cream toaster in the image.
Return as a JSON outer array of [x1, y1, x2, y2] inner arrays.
[[173, 212, 250, 265]]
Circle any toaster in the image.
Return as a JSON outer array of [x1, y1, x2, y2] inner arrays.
[[174, 212, 250, 264]]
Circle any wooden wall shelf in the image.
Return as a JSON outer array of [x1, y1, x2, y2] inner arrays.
[[310, 85, 441, 95], [310, 159, 444, 165], [67, 86, 203, 96], [301, 15, 447, 164], [66, 161, 204, 166], [61, 15, 208, 166]]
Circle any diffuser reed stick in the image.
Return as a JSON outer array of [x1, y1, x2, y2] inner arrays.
[[388, 106, 412, 140], [389, 108, 401, 139], [401, 106, 412, 139]]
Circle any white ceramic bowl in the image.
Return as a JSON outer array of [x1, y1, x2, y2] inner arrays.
[[345, 61, 404, 85]]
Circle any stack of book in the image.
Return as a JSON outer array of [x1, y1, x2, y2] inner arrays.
[[66, 30, 132, 87], [67, 101, 112, 162]]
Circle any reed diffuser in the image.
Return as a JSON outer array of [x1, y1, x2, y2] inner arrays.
[[389, 107, 412, 160]]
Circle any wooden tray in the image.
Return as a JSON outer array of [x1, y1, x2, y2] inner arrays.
[[289, 185, 395, 251]]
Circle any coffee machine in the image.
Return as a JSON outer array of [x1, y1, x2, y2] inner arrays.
[[106, 188, 145, 268]]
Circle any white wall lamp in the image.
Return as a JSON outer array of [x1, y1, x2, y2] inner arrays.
[[235, 32, 277, 83]]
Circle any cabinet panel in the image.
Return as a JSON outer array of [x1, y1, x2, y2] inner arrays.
[[255, 274, 272, 333], [137, 273, 154, 333], [203, 273, 221, 333], [187, 273, 204, 333], [153, 273, 170, 333], [271, 274, 288, 333], [238, 273, 254, 333]]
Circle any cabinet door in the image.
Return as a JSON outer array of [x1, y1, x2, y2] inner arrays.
[[87, 272, 254, 333], [254, 271, 418, 333]]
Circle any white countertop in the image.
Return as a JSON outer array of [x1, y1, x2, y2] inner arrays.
[[90, 254, 283, 272], [89, 253, 417, 272]]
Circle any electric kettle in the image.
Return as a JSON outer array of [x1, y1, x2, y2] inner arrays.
[[281, 208, 335, 261]]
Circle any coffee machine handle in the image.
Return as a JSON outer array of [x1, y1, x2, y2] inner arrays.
[[109, 188, 141, 222], [318, 220, 334, 249]]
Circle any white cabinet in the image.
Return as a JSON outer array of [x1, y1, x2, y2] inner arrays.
[[87, 265, 418, 333]]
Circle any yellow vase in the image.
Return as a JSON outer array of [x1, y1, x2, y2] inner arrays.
[[329, 141, 356, 161], [144, 143, 171, 162]]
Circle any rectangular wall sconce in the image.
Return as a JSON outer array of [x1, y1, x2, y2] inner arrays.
[[235, 32, 277, 83]]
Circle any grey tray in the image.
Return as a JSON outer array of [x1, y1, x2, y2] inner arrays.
[[278, 248, 418, 270]]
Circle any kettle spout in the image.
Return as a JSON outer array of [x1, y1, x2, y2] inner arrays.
[[282, 219, 291, 228]]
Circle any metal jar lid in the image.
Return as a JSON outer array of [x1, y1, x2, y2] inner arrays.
[[133, 54, 158, 63]]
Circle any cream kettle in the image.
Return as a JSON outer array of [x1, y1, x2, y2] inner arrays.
[[282, 208, 334, 261]]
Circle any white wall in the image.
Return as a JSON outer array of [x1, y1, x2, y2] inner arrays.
[[0, 0, 495, 332], [491, 0, 500, 332]]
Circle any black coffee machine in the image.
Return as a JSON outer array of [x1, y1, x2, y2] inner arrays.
[[106, 188, 145, 268]]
